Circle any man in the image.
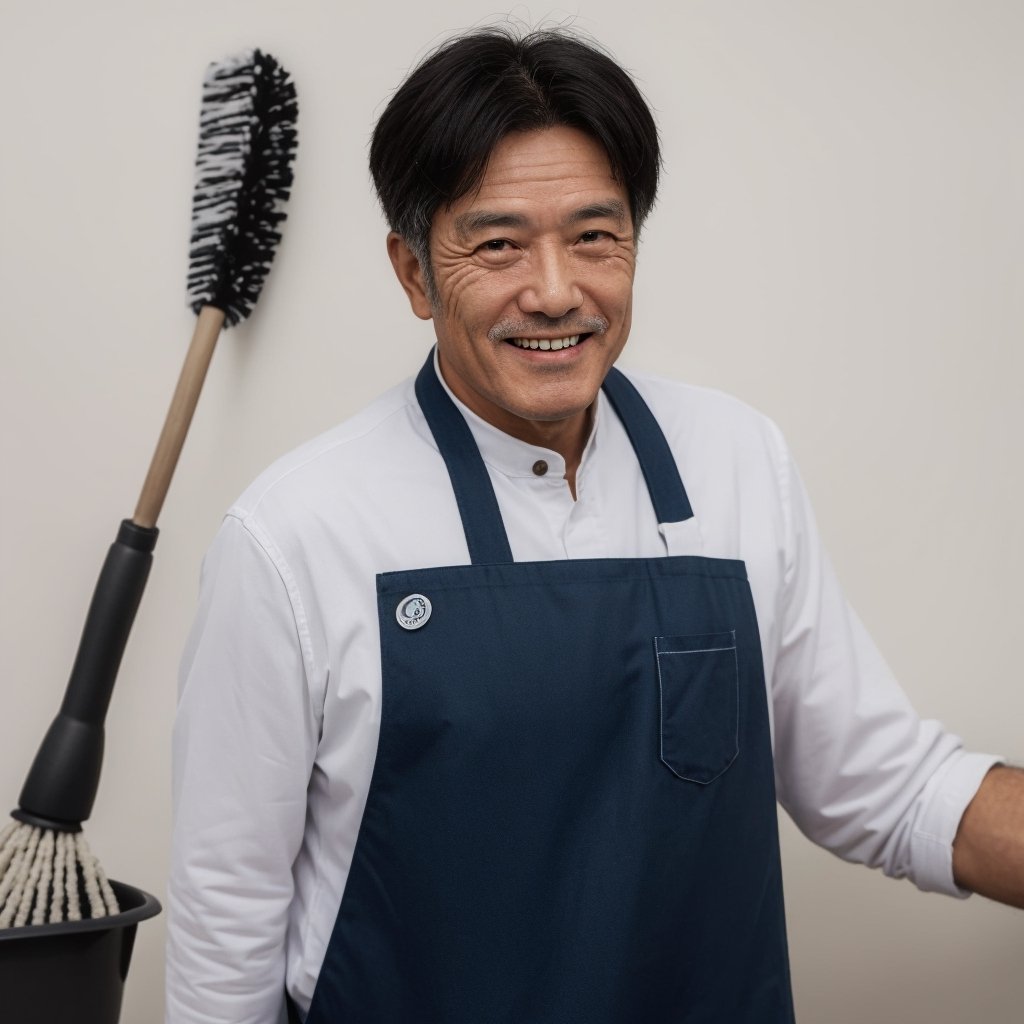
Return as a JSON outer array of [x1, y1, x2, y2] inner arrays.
[[167, 27, 1023, 1024]]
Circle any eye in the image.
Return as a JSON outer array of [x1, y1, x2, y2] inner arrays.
[[474, 237, 521, 265], [576, 229, 620, 251]]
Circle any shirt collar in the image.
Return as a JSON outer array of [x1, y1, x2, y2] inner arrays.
[[427, 347, 604, 482]]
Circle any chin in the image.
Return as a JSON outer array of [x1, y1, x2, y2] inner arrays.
[[508, 398, 594, 424]]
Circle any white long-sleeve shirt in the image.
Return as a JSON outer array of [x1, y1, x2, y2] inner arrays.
[[167, 357, 1000, 1024]]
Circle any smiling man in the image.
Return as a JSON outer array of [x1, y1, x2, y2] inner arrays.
[[388, 124, 636, 496], [167, 27, 1023, 1024]]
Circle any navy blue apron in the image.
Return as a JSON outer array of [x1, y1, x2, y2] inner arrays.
[[301, 353, 795, 1023]]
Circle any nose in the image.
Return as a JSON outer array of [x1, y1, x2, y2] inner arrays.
[[517, 242, 583, 319]]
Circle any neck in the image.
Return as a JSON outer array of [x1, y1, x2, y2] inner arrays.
[[506, 408, 592, 500], [435, 354, 595, 500]]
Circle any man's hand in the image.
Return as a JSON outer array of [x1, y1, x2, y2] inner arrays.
[[953, 765, 1024, 908]]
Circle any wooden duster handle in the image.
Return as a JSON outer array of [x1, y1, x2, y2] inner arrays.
[[132, 305, 227, 528]]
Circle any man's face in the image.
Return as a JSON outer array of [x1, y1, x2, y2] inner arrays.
[[392, 125, 636, 443]]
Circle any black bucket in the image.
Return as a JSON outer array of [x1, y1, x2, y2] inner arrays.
[[0, 879, 160, 1024]]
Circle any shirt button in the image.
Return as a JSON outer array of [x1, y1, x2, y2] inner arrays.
[[532, 460, 549, 477]]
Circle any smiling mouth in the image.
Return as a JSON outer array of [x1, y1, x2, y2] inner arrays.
[[507, 334, 590, 351]]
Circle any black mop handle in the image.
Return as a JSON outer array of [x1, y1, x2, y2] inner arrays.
[[14, 520, 158, 831]]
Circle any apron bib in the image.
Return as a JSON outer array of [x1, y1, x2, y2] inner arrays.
[[302, 353, 795, 1023]]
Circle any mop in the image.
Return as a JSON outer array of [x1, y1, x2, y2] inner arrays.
[[1, 48, 299, 927]]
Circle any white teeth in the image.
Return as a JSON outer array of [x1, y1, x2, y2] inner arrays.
[[510, 335, 581, 350]]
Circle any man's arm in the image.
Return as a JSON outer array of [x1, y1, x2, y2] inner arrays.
[[167, 512, 318, 1024], [765, 421, 1002, 894], [953, 765, 1024, 908]]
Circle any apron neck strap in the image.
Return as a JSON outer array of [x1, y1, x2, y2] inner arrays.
[[414, 354, 515, 565], [600, 367, 694, 527], [414, 350, 694, 566]]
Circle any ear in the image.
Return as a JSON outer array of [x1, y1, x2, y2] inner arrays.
[[387, 233, 433, 320]]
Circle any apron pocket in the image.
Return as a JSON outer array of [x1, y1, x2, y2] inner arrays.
[[655, 632, 739, 784]]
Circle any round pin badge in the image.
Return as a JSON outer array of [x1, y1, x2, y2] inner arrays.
[[396, 593, 432, 630]]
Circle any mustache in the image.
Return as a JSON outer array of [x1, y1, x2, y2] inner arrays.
[[487, 315, 609, 342]]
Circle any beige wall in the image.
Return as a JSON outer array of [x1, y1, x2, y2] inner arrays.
[[1, 2, 1021, 1020]]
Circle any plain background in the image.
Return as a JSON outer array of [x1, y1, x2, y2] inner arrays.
[[1, 1, 1021, 1020]]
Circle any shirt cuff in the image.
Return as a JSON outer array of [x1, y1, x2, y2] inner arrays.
[[910, 750, 1004, 897]]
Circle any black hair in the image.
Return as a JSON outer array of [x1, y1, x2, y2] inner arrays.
[[369, 26, 660, 282]]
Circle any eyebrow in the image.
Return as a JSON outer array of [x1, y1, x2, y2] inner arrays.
[[567, 200, 627, 226], [453, 199, 628, 240], [453, 210, 529, 239]]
